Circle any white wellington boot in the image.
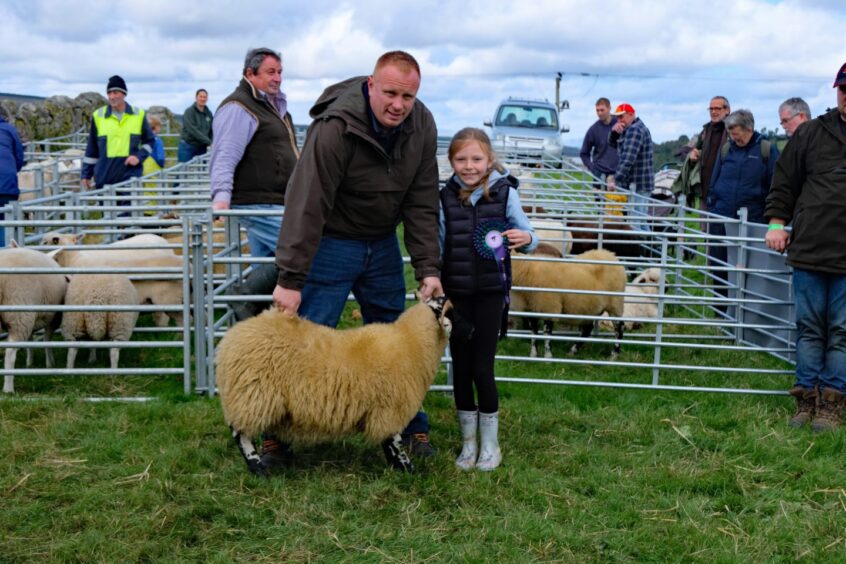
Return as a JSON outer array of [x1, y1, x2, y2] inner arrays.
[[477, 411, 502, 471], [455, 410, 478, 470]]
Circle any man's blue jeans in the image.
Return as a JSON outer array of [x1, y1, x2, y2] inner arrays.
[[298, 234, 429, 435], [793, 268, 846, 393], [231, 204, 283, 259], [177, 140, 207, 163]]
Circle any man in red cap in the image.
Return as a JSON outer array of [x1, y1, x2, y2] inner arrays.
[[765, 61, 846, 432], [607, 102, 654, 229]]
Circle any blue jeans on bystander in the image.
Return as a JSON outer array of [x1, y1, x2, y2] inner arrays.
[[231, 204, 284, 259], [298, 234, 429, 435], [177, 140, 207, 163], [793, 267, 846, 393]]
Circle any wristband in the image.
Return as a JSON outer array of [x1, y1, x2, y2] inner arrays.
[[768, 223, 785, 231]]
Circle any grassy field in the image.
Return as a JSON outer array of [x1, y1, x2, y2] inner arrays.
[[2, 342, 845, 561]]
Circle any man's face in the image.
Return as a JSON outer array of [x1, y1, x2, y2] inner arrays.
[[196, 91, 208, 110], [616, 112, 635, 127], [367, 64, 420, 128], [837, 85, 846, 120], [246, 56, 282, 96], [596, 104, 611, 123], [107, 90, 126, 111], [728, 126, 753, 147], [779, 109, 806, 137], [708, 98, 730, 123]]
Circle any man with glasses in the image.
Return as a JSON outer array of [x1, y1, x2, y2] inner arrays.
[[778, 97, 811, 138], [765, 62, 846, 432], [687, 96, 730, 213]]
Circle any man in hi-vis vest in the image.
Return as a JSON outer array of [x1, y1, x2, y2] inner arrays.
[[81, 75, 155, 206]]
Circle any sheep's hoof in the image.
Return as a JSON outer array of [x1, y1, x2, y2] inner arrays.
[[544, 351, 553, 359], [382, 435, 416, 473]]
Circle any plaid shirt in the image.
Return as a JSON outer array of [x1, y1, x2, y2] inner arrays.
[[613, 117, 654, 193]]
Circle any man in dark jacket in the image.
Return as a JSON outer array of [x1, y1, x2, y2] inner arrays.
[[579, 97, 618, 190], [688, 96, 730, 211], [0, 107, 24, 247], [765, 61, 846, 432], [178, 88, 213, 162], [274, 51, 442, 463]]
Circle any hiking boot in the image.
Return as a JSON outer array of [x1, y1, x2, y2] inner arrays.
[[259, 438, 294, 469], [401, 433, 437, 457], [788, 385, 817, 428], [812, 387, 846, 433]]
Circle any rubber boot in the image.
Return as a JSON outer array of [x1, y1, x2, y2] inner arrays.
[[230, 263, 278, 321], [788, 385, 817, 428], [477, 411, 502, 471], [455, 410, 478, 470], [812, 387, 845, 433]]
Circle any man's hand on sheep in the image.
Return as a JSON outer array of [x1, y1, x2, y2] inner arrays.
[[273, 285, 301, 316], [503, 229, 531, 251], [418, 276, 443, 300]]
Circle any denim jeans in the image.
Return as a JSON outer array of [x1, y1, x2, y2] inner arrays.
[[626, 184, 652, 232], [298, 234, 429, 435], [793, 268, 846, 393], [231, 204, 283, 259], [177, 140, 207, 163], [0, 196, 14, 247]]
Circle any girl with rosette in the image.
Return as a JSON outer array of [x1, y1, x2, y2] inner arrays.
[[439, 127, 538, 471]]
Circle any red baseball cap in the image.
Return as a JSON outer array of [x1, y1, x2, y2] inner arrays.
[[833, 62, 846, 87], [611, 103, 636, 115]]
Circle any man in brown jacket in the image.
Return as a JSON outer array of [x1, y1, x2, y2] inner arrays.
[[272, 51, 443, 466]]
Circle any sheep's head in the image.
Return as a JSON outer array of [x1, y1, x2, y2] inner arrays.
[[40, 232, 84, 247], [420, 294, 474, 343]]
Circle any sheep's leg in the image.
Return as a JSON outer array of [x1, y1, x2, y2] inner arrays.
[[152, 312, 170, 328], [611, 320, 624, 361], [381, 434, 415, 473], [569, 324, 592, 356], [4, 347, 17, 394], [43, 326, 55, 369], [109, 348, 120, 371], [543, 320, 554, 359], [88, 347, 97, 364], [528, 318, 539, 358], [67, 347, 78, 369], [25, 348, 33, 368], [231, 426, 268, 477]]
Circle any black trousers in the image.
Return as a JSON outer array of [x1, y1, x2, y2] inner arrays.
[[449, 293, 504, 413]]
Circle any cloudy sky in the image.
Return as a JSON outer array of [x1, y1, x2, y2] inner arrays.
[[1, 0, 843, 145]]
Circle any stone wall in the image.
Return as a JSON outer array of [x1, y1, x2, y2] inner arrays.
[[0, 93, 180, 143]]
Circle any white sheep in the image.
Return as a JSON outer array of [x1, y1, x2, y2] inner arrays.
[[599, 267, 662, 331], [61, 274, 139, 370], [215, 296, 453, 476], [40, 232, 175, 259], [0, 247, 68, 394], [511, 248, 626, 359], [49, 248, 184, 327], [531, 218, 573, 256]]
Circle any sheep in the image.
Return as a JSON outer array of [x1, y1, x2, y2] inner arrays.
[[599, 268, 662, 331], [531, 218, 573, 256], [61, 274, 139, 370], [215, 295, 454, 476], [0, 247, 68, 394], [49, 248, 184, 327], [511, 248, 626, 359], [566, 219, 650, 259], [40, 232, 175, 259]]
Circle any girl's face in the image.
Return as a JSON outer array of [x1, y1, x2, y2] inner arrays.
[[450, 140, 491, 187]]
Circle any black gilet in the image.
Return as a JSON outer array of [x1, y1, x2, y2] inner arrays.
[[440, 175, 516, 296]]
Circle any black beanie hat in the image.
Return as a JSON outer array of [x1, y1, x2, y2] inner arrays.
[[107, 75, 127, 94]]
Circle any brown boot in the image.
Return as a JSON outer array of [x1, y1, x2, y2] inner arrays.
[[788, 386, 817, 428], [811, 387, 846, 433]]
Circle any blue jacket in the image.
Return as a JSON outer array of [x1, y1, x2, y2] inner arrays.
[[0, 115, 25, 199], [708, 132, 779, 224], [580, 117, 618, 176]]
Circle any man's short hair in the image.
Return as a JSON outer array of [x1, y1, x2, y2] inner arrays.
[[725, 109, 755, 131], [595, 97, 611, 108], [373, 51, 420, 77], [711, 96, 730, 111], [779, 97, 811, 119], [196, 88, 208, 97], [243, 47, 281, 75]]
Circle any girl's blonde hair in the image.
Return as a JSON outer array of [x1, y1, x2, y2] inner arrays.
[[448, 127, 505, 202]]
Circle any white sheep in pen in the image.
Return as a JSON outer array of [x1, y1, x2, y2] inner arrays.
[[599, 267, 662, 331], [510, 248, 626, 359], [0, 247, 68, 394], [215, 295, 454, 476], [61, 274, 139, 370]]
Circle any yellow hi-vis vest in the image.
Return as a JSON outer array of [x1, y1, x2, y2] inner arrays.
[[92, 105, 146, 158]]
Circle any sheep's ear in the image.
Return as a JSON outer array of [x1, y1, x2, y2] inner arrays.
[[414, 290, 423, 302], [73, 233, 84, 244], [9, 239, 19, 248]]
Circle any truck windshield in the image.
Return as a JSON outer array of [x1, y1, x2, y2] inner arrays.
[[495, 105, 558, 129]]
